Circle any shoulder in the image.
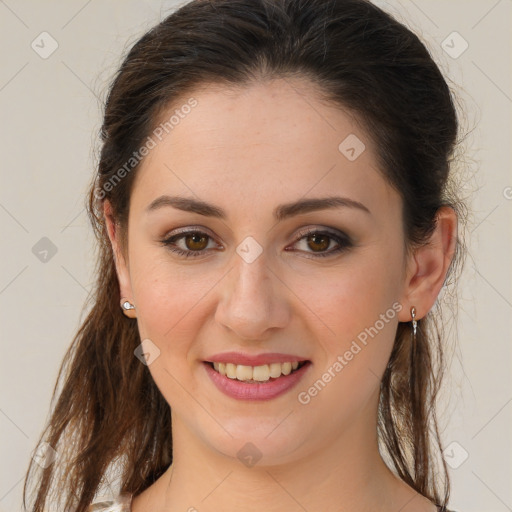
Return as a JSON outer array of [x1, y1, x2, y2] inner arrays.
[[88, 492, 133, 512]]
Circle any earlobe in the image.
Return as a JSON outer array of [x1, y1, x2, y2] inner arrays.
[[398, 206, 457, 321]]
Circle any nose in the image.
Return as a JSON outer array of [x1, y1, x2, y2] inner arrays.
[[215, 253, 290, 341]]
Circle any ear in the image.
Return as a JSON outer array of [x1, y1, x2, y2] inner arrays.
[[397, 206, 458, 322], [103, 200, 136, 318]]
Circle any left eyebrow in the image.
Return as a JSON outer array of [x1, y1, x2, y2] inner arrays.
[[145, 195, 372, 221]]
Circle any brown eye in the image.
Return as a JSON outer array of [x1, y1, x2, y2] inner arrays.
[[290, 228, 353, 258], [184, 232, 209, 251], [161, 230, 217, 258], [305, 233, 331, 252]]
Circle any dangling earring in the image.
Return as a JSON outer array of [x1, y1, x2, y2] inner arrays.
[[410, 306, 417, 342], [120, 298, 136, 318]]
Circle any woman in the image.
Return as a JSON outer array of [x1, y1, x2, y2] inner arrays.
[[23, 0, 466, 511]]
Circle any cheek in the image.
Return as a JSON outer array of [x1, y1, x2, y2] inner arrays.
[[293, 259, 403, 425], [306, 254, 401, 338], [128, 246, 220, 361], [128, 255, 216, 406], [298, 247, 403, 381]]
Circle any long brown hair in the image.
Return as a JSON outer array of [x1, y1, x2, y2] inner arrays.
[[23, 0, 468, 510]]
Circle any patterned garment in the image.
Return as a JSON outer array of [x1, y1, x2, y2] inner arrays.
[[87, 492, 133, 511]]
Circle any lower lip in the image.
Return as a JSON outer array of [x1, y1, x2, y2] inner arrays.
[[203, 361, 311, 401]]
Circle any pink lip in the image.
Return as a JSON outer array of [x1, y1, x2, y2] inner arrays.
[[206, 351, 308, 366], [203, 360, 311, 401]]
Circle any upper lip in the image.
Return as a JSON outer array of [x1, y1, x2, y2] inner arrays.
[[206, 351, 309, 366]]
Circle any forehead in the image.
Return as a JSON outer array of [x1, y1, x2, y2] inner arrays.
[[131, 78, 399, 222]]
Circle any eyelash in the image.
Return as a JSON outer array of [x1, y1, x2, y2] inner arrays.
[[160, 227, 353, 259]]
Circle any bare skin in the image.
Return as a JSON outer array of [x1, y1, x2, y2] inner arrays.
[[104, 77, 456, 512]]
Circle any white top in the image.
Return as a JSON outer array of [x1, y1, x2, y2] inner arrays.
[[87, 493, 133, 511]]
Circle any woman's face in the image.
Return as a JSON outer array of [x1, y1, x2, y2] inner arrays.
[[110, 78, 413, 465]]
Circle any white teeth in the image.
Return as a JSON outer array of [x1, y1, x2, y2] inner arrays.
[[281, 362, 292, 375], [269, 363, 282, 378], [236, 364, 253, 381], [252, 365, 269, 381], [226, 363, 237, 379], [211, 361, 303, 382]]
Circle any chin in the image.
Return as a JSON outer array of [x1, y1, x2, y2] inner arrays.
[[198, 415, 313, 467]]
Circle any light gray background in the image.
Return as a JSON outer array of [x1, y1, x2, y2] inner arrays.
[[0, 1, 511, 511]]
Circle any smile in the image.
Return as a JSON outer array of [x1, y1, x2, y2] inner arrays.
[[203, 359, 311, 401]]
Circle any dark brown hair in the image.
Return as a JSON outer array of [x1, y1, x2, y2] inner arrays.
[[23, 0, 467, 510]]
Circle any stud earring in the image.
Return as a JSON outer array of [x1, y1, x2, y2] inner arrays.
[[120, 298, 136, 318], [121, 299, 135, 310]]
